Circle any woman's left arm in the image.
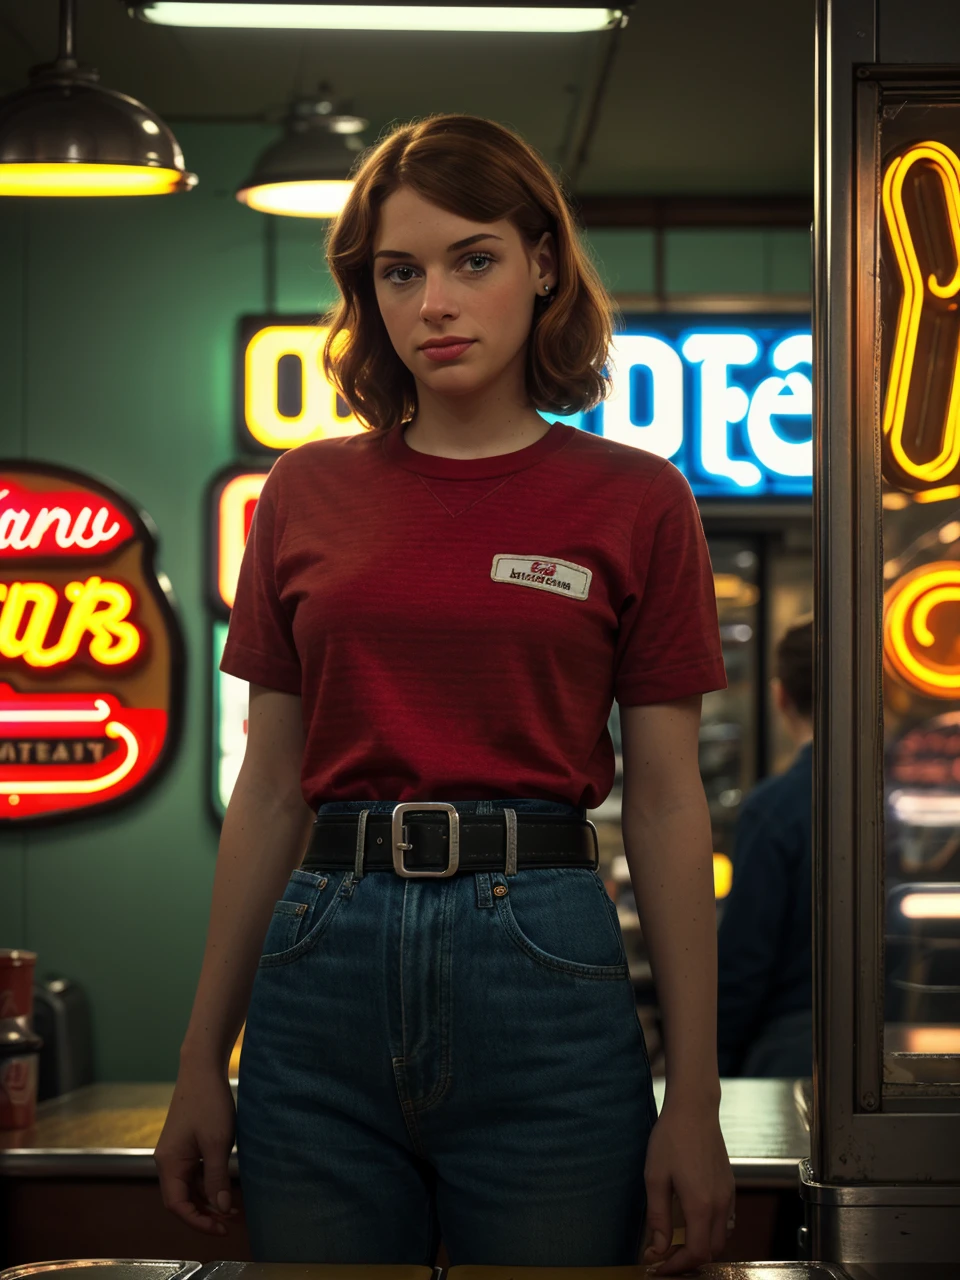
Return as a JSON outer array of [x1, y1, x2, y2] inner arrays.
[[620, 694, 737, 1275]]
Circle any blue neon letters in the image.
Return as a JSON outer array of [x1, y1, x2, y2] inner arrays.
[[563, 322, 813, 499]]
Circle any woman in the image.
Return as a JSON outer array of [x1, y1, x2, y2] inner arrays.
[[154, 113, 735, 1274]]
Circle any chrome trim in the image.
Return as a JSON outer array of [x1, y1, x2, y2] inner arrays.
[[0, 1264, 201, 1280], [391, 802, 460, 878]]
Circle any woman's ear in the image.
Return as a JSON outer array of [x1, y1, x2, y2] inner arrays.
[[533, 230, 558, 293]]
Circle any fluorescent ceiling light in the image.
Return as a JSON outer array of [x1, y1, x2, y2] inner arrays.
[[135, 5, 622, 32]]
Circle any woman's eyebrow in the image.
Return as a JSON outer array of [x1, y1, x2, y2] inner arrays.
[[373, 233, 503, 261]]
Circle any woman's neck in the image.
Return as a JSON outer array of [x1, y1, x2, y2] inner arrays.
[[402, 407, 552, 460]]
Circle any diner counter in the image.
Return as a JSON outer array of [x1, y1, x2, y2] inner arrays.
[[0, 1077, 811, 1188]]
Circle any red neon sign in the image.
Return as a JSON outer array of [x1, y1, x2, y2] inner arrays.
[[0, 684, 167, 818], [1, 464, 182, 823], [0, 481, 134, 559]]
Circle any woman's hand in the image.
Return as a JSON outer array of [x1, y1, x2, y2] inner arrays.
[[154, 1062, 241, 1236], [641, 1095, 736, 1274]]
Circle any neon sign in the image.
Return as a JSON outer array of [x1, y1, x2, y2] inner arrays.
[[207, 467, 269, 820], [0, 577, 142, 670], [881, 140, 960, 490], [208, 468, 269, 614], [212, 620, 248, 820], [592, 324, 813, 496], [237, 315, 360, 452], [235, 313, 813, 498], [0, 464, 184, 823], [884, 562, 960, 699], [0, 481, 134, 556]]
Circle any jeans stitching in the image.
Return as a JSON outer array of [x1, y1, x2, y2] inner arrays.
[[258, 873, 347, 967], [493, 877, 630, 980], [413, 880, 455, 1113]]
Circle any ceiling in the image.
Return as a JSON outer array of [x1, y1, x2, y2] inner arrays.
[[0, 0, 816, 199]]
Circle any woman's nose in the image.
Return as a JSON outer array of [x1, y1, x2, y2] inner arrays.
[[419, 272, 459, 322]]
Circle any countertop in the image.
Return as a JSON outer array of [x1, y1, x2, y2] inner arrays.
[[0, 1077, 811, 1187]]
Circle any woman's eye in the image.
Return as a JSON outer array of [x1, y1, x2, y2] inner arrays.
[[464, 253, 494, 273], [382, 253, 494, 287], [384, 265, 417, 285]]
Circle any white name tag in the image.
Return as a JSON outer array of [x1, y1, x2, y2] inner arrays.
[[490, 554, 592, 601]]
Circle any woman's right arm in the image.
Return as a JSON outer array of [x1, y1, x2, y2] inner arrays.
[[153, 683, 316, 1236]]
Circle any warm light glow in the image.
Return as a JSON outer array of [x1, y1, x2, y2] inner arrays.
[[884, 562, 960, 696], [244, 324, 361, 449], [0, 164, 192, 197], [713, 853, 733, 899], [901, 1026, 960, 1053], [888, 790, 960, 826], [916, 484, 960, 503], [881, 140, 960, 484], [238, 179, 354, 218], [138, 4, 621, 33], [218, 475, 267, 610], [899, 891, 960, 919], [0, 577, 141, 669], [713, 573, 760, 607]]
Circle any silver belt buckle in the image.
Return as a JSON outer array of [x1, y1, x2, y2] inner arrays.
[[391, 802, 460, 878]]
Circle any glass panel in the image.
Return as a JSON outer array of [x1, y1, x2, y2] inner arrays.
[[879, 101, 960, 1087]]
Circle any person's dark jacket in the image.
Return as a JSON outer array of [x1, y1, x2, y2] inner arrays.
[[716, 740, 812, 1076]]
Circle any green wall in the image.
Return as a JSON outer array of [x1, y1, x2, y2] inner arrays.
[[0, 125, 811, 1081]]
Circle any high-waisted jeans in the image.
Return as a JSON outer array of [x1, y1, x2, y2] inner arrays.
[[236, 798, 658, 1264]]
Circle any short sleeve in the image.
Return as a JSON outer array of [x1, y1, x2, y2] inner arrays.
[[613, 461, 727, 705], [219, 460, 302, 695]]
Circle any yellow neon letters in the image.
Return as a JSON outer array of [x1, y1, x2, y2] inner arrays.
[[881, 140, 960, 486], [0, 576, 141, 669], [244, 325, 361, 449]]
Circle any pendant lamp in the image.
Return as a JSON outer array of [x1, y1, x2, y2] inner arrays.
[[236, 90, 367, 218], [0, 0, 197, 197]]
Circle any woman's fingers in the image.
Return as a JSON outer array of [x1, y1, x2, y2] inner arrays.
[[201, 1140, 236, 1221], [642, 1174, 675, 1263], [155, 1151, 226, 1236]]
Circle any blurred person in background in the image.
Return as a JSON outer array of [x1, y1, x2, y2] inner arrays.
[[716, 617, 813, 1078]]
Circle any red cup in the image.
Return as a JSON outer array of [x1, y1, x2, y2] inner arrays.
[[0, 950, 37, 1021], [0, 1048, 39, 1129]]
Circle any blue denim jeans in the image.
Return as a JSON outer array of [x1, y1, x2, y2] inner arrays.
[[236, 798, 657, 1264]]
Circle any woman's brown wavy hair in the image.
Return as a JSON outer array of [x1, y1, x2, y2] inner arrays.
[[320, 113, 617, 432]]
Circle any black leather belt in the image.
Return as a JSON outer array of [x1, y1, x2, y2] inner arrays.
[[302, 801, 599, 878]]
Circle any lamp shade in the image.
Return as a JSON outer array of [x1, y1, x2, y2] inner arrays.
[[236, 101, 367, 218], [0, 60, 198, 197]]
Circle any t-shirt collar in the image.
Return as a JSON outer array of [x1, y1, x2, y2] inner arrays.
[[381, 419, 572, 479]]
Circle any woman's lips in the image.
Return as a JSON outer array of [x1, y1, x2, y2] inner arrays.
[[420, 341, 475, 362]]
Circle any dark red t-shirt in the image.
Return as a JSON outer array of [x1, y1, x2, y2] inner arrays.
[[219, 420, 727, 809]]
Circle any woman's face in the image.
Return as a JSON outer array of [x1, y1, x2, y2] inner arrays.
[[371, 185, 556, 400]]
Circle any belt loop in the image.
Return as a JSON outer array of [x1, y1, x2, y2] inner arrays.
[[354, 809, 370, 880], [503, 807, 518, 877]]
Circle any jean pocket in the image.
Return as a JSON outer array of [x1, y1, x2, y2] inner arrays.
[[493, 867, 629, 980], [258, 868, 349, 967]]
